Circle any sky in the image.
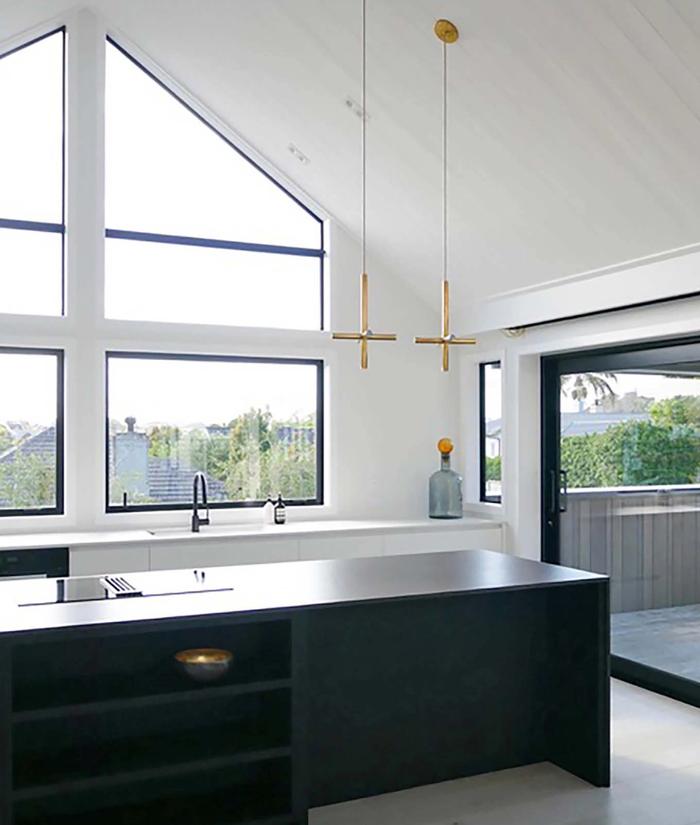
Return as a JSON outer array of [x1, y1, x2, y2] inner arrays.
[[559, 372, 700, 413], [0, 353, 57, 424], [108, 357, 317, 426]]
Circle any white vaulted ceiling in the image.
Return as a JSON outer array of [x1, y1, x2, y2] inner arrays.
[[4, 0, 700, 326]]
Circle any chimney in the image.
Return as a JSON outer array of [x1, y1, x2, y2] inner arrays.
[[113, 417, 149, 497]]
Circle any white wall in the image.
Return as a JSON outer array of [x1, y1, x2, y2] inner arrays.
[[0, 8, 458, 534]]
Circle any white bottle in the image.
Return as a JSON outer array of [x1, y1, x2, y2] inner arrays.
[[262, 495, 275, 525]]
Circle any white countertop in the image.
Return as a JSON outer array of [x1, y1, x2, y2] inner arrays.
[[0, 517, 501, 552]]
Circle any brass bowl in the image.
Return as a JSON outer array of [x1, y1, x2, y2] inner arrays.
[[174, 648, 233, 683]]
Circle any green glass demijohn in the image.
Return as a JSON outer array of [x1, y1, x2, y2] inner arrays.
[[429, 438, 463, 519]]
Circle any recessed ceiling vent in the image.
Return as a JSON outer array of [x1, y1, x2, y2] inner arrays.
[[287, 143, 310, 164], [344, 96, 368, 120]]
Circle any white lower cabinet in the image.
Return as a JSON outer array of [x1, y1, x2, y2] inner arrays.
[[70, 544, 150, 576], [149, 538, 299, 571], [68, 524, 503, 576], [298, 535, 384, 561], [383, 527, 503, 556]]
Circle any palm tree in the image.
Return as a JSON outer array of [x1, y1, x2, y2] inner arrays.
[[561, 373, 617, 406]]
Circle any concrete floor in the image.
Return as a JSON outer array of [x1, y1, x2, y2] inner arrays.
[[311, 680, 700, 825], [612, 605, 700, 682]]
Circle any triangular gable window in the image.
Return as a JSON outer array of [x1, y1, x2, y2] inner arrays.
[[105, 39, 324, 330]]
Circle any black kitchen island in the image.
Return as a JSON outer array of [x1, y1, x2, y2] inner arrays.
[[0, 549, 609, 825]]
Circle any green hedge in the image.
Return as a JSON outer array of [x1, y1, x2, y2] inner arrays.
[[485, 455, 501, 481], [561, 420, 700, 488]]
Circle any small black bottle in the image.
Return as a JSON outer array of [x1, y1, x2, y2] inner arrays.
[[274, 493, 287, 525]]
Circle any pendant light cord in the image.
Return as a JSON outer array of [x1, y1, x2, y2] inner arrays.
[[361, 0, 367, 275], [442, 40, 447, 285]]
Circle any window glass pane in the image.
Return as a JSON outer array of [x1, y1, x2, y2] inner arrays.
[[0, 228, 62, 315], [560, 371, 700, 490], [107, 355, 321, 508], [0, 350, 60, 513], [482, 362, 502, 500], [0, 32, 63, 223], [105, 239, 320, 330], [105, 42, 321, 249]]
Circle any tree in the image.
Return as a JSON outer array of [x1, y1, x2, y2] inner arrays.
[[147, 425, 181, 458], [650, 395, 700, 428], [0, 453, 55, 508], [561, 373, 617, 406], [485, 456, 501, 482]]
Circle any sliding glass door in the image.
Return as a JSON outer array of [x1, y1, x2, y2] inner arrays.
[[542, 338, 700, 706]]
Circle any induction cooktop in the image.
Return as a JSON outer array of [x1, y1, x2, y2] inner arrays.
[[14, 569, 234, 607]]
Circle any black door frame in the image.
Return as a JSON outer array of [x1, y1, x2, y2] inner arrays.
[[541, 333, 700, 709]]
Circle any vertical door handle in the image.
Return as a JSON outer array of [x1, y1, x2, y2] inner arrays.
[[559, 468, 568, 513], [549, 469, 558, 516]]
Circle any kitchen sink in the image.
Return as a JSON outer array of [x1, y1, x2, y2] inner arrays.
[[147, 524, 265, 538]]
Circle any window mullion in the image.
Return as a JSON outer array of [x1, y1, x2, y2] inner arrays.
[[64, 8, 107, 528]]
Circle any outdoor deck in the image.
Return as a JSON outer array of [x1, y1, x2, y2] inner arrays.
[[612, 605, 700, 683]]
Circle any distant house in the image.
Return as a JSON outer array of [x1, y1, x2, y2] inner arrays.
[[0, 426, 57, 465], [146, 456, 226, 504], [111, 418, 226, 505], [560, 411, 650, 438], [483, 410, 652, 458]]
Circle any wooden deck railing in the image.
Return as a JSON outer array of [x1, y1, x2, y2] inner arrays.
[[561, 488, 700, 613]]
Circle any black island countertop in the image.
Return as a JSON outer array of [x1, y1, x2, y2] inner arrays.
[[0, 549, 605, 636]]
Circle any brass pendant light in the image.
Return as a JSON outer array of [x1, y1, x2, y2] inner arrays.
[[415, 19, 476, 371], [332, 0, 397, 369]]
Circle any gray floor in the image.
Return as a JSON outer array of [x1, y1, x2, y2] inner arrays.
[[311, 680, 700, 825], [612, 605, 700, 682]]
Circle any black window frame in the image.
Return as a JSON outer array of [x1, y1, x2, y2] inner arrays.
[[479, 360, 502, 504], [105, 37, 326, 330], [105, 351, 325, 513], [0, 28, 66, 316], [0, 346, 65, 517]]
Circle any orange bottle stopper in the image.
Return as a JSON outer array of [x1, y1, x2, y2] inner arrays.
[[438, 438, 454, 455]]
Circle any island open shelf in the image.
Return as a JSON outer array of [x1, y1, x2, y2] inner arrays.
[[12, 616, 291, 716], [14, 757, 293, 825]]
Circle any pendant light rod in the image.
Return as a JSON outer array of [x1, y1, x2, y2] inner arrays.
[[414, 18, 476, 372], [331, 0, 397, 368], [361, 0, 367, 275], [442, 36, 447, 285]]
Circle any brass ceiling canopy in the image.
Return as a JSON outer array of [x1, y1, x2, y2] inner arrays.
[[434, 18, 459, 44], [415, 18, 476, 372], [331, 0, 397, 368]]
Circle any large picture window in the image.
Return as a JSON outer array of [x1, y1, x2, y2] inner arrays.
[[104, 39, 324, 331], [0, 30, 65, 316], [106, 352, 323, 511], [0, 348, 64, 515]]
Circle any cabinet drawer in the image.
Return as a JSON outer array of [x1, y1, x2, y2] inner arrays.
[[299, 535, 383, 561], [383, 528, 502, 556], [70, 544, 150, 576], [149, 538, 299, 571]]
